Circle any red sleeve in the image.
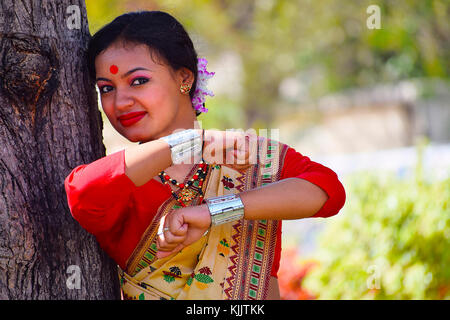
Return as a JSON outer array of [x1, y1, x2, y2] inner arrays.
[[270, 221, 282, 278], [270, 146, 346, 278], [280, 147, 346, 218], [64, 149, 136, 234]]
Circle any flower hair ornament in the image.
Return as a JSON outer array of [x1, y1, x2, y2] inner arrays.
[[191, 58, 215, 113]]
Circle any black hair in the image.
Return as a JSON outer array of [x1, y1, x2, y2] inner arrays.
[[87, 11, 201, 116]]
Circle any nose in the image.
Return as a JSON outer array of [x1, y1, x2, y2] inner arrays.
[[114, 87, 134, 111]]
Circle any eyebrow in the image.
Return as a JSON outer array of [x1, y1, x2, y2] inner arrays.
[[96, 67, 152, 82]]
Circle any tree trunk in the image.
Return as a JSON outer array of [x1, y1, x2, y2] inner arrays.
[[0, 0, 120, 299]]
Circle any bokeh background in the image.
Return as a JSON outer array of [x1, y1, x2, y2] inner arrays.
[[85, 0, 450, 299]]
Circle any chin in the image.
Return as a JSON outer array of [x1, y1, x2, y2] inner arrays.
[[117, 129, 143, 143], [127, 136, 141, 143], [126, 134, 151, 143], [124, 130, 157, 144]]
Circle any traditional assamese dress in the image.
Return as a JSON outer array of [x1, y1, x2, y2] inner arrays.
[[64, 137, 345, 300]]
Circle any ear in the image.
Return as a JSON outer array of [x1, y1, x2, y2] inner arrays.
[[177, 67, 194, 85]]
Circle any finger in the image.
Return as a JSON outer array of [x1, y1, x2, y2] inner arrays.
[[157, 214, 168, 236], [163, 229, 186, 245], [247, 134, 258, 164], [158, 229, 184, 247], [156, 233, 178, 251], [223, 163, 252, 171], [229, 132, 247, 164], [233, 149, 248, 164], [236, 134, 257, 165], [159, 212, 184, 242], [170, 243, 185, 255], [156, 248, 177, 259], [171, 223, 188, 237], [156, 250, 174, 259], [226, 148, 247, 165], [168, 213, 188, 237], [156, 243, 185, 259], [203, 131, 222, 164], [156, 238, 178, 252], [156, 251, 171, 259], [223, 131, 234, 150]]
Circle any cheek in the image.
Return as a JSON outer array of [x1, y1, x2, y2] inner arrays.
[[99, 98, 117, 122], [142, 85, 177, 114]]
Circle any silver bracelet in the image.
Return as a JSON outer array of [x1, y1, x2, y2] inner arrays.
[[205, 194, 245, 226], [159, 129, 202, 164]]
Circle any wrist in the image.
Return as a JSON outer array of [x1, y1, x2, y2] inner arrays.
[[205, 194, 245, 226], [159, 129, 202, 164], [198, 204, 212, 227]]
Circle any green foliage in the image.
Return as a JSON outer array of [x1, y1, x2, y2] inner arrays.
[[85, 0, 126, 33], [197, 96, 245, 130], [302, 169, 450, 299]]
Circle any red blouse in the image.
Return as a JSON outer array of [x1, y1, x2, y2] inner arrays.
[[64, 146, 345, 278]]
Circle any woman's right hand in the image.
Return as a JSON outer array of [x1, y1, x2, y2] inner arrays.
[[201, 130, 258, 171]]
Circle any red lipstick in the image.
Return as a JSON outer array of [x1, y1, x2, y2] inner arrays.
[[118, 111, 147, 127]]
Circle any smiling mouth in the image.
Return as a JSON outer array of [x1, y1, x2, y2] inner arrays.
[[118, 112, 147, 127], [118, 111, 147, 120]]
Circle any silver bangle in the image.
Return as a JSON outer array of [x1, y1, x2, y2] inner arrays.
[[159, 129, 202, 164], [205, 194, 245, 226]]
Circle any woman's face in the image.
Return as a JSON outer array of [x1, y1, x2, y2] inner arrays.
[[95, 42, 195, 143]]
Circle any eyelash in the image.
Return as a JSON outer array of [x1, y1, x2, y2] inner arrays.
[[98, 77, 150, 94], [131, 77, 149, 86]]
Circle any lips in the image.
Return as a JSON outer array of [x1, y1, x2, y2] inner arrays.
[[118, 111, 147, 127], [118, 111, 147, 120]]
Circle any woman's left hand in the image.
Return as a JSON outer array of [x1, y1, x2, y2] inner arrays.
[[155, 204, 211, 259]]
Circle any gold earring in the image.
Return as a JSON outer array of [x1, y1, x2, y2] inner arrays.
[[180, 83, 191, 94]]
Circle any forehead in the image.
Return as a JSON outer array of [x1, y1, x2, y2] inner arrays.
[[95, 42, 167, 73]]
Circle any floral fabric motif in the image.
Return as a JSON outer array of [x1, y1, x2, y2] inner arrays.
[[162, 266, 182, 283], [194, 266, 214, 290], [221, 175, 234, 190], [217, 238, 230, 256]]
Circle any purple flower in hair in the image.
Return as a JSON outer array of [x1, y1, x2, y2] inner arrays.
[[192, 58, 214, 113]]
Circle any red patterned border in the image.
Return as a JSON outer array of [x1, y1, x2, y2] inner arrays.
[[224, 137, 289, 300]]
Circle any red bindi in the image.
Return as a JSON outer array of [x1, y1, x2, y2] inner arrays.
[[109, 65, 118, 74]]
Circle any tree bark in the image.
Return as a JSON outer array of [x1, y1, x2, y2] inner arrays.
[[0, 0, 120, 299]]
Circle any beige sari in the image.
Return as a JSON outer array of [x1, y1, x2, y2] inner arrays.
[[119, 137, 289, 300]]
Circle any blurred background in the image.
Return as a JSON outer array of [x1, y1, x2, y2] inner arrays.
[[85, 0, 450, 299]]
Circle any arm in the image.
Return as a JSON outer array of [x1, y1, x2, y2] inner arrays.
[[156, 146, 346, 258], [64, 129, 236, 233], [64, 149, 137, 233], [155, 180, 326, 259], [156, 178, 336, 258], [239, 177, 329, 220], [124, 139, 172, 187], [278, 146, 346, 218], [64, 136, 175, 233], [123, 129, 243, 187], [239, 146, 346, 220]]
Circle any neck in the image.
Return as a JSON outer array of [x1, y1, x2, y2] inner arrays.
[[140, 100, 199, 144], [161, 110, 197, 137], [163, 96, 197, 134]]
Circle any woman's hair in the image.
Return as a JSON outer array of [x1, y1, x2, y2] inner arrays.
[[87, 11, 200, 115]]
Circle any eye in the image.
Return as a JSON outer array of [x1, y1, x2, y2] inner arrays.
[[131, 77, 149, 86], [98, 85, 113, 94]]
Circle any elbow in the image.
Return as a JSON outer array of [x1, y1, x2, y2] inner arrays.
[[310, 176, 346, 218], [64, 171, 80, 218], [64, 164, 88, 208], [68, 202, 110, 234], [326, 178, 346, 218], [64, 169, 106, 233], [333, 179, 346, 215]]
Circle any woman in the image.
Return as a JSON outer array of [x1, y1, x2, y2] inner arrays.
[[64, 10, 346, 300]]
